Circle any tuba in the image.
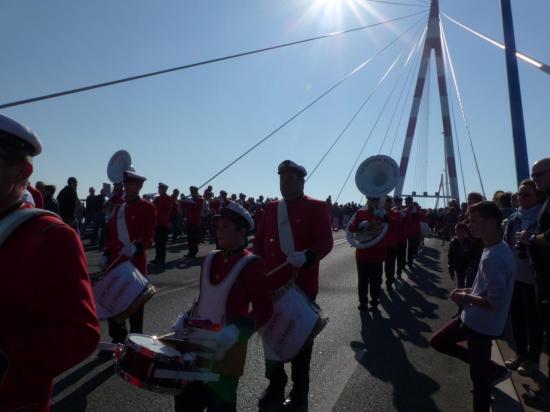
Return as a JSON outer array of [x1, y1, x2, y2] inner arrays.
[[107, 150, 134, 184], [346, 155, 399, 249]]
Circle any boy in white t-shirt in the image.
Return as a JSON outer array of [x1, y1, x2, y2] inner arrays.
[[431, 201, 515, 412]]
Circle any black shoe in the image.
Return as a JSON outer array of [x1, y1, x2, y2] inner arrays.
[[282, 391, 308, 411], [386, 282, 394, 292], [357, 304, 368, 311], [258, 385, 286, 408], [369, 301, 379, 311]]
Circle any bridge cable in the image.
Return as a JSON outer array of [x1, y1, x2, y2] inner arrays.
[[306, 21, 426, 182], [334, 49, 412, 203], [364, 0, 429, 7], [388, 26, 425, 156], [197, 14, 428, 190], [441, 13, 550, 77], [378, 25, 426, 154], [439, 23, 468, 199], [412, 56, 430, 195], [0, 11, 427, 110], [440, 20, 486, 197]]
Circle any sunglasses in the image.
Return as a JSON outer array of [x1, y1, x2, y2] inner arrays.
[[531, 169, 550, 179]]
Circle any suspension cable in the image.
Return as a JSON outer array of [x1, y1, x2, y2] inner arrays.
[[365, 0, 428, 7], [440, 22, 468, 200], [333, 24, 430, 205], [440, 20, 486, 197], [378, 25, 426, 153], [441, 13, 550, 77], [197, 14, 428, 189], [388, 26, 425, 156], [307, 21, 426, 181], [0, 11, 428, 110]]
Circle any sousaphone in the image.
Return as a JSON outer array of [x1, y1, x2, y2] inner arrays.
[[346, 155, 399, 249], [107, 150, 134, 183]]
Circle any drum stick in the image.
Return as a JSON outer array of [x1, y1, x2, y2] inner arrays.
[[97, 341, 119, 352], [265, 261, 290, 278]]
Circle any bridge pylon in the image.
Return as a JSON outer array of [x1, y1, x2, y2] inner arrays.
[[394, 0, 460, 204]]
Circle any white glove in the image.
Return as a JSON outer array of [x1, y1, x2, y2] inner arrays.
[[287, 251, 307, 268], [373, 209, 386, 219], [410, 207, 417, 214], [120, 243, 137, 257], [170, 314, 189, 337], [358, 220, 369, 230], [214, 324, 240, 360], [99, 255, 109, 270]]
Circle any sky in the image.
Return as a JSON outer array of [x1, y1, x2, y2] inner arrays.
[[1, 0, 549, 206]]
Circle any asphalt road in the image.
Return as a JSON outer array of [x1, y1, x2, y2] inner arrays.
[[51, 234, 474, 412]]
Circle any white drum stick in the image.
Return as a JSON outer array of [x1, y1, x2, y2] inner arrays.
[[265, 261, 290, 278]]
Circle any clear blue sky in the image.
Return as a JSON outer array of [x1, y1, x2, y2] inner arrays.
[[1, 0, 548, 206]]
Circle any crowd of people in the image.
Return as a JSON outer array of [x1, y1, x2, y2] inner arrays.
[[2, 112, 550, 412]]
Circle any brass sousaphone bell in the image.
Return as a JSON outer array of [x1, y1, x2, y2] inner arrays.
[[346, 155, 399, 249], [107, 150, 135, 184]]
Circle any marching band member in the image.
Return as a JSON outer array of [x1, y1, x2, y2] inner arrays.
[[348, 198, 388, 310], [253, 160, 333, 410], [152, 182, 173, 265], [383, 195, 399, 291], [100, 170, 156, 347], [182, 185, 204, 259], [0, 114, 100, 411], [405, 195, 421, 269], [172, 202, 273, 411], [393, 196, 408, 279]]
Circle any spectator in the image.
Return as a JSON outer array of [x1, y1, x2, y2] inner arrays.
[[448, 222, 477, 289], [517, 158, 550, 408], [43, 184, 59, 214], [503, 179, 544, 377], [57, 177, 79, 230], [431, 201, 515, 412]]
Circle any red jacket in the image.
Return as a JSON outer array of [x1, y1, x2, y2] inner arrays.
[[153, 194, 173, 229], [0, 210, 100, 411], [385, 209, 399, 248], [27, 184, 44, 208], [392, 207, 408, 243], [253, 196, 333, 299], [106, 198, 156, 274], [405, 206, 421, 238], [349, 208, 387, 262], [198, 249, 273, 376], [183, 196, 204, 225]]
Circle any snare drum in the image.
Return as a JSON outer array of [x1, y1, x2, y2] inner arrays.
[[115, 334, 219, 395], [93, 260, 156, 321]]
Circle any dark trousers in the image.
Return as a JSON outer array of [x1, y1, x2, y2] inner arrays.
[[396, 241, 407, 276], [384, 247, 397, 285], [186, 222, 201, 257], [407, 235, 420, 266], [171, 215, 181, 242], [154, 225, 170, 263], [431, 317, 497, 412], [174, 376, 239, 412], [265, 341, 314, 396], [511, 281, 543, 362], [535, 273, 550, 387], [108, 306, 144, 344], [356, 260, 383, 305]]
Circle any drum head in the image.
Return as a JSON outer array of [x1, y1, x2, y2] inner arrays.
[[128, 334, 182, 357]]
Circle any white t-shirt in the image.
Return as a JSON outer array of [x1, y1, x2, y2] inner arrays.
[[461, 241, 515, 337]]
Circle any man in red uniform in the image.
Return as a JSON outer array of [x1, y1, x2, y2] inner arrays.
[[100, 170, 156, 346], [172, 202, 273, 411], [0, 113, 100, 411], [152, 182, 173, 265], [348, 198, 388, 310], [383, 195, 399, 291], [405, 195, 421, 269], [392, 196, 408, 279], [254, 160, 333, 410], [27, 182, 44, 208], [182, 185, 204, 259]]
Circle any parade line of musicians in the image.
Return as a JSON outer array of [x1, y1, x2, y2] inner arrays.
[[3, 113, 550, 412]]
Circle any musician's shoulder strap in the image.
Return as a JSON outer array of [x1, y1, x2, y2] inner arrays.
[[0, 208, 57, 246], [277, 201, 295, 257]]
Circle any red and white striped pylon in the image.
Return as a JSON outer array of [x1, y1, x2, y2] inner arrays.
[[394, 0, 460, 203]]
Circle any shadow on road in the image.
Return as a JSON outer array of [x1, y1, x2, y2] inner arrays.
[[352, 310, 440, 411], [52, 359, 115, 412]]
